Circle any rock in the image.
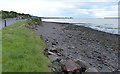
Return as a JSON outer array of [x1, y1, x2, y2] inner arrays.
[[75, 59, 90, 72], [68, 34, 72, 38], [44, 47, 60, 56], [52, 67, 56, 72], [35, 28, 38, 30], [56, 53, 62, 56], [60, 59, 66, 64], [71, 46, 75, 49], [57, 48, 63, 52], [53, 27, 56, 29], [45, 39, 49, 43], [48, 51, 57, 56], [61, 60, 81, 72], [50, 50, 58, 53], [118, 69, 120, 71], [67, 46, 71, 49], [85, 67, 98, 72], [97, 56, 102, 59], [44, 48, 49, 56], [52, 42, 56, 46], [52, 41, 58, 46], [53, 33, 55, 34], [113, 69, 120, 72], [74, 51, 78, 54], [48, 55, 59, 62], [47, 48, 62, 57]]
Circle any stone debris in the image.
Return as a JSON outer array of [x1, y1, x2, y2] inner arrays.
[[44, 47, 100, 73]]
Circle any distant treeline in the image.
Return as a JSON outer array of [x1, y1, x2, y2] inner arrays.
[[0, 10, 31, 19]]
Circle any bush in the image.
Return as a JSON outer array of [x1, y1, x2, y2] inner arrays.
[[27, 17, 41, 28], [1, 10, 31, 19], [1, 10, 18, 19]]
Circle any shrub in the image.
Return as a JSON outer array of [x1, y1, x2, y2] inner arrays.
[[27, 17, 41, 28]]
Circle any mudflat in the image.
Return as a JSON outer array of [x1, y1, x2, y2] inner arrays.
[[31, 21, 119, 72]]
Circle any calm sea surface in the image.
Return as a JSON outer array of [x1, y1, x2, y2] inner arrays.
[[43, 18, 119, 34]]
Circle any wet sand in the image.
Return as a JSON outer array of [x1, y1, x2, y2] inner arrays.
[[31, 21, 119, 72]]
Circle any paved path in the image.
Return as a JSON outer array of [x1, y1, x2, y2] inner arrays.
[[0, 18, 26, 29]]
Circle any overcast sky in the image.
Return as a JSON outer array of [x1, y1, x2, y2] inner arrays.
[[0, 0, 119, 18]]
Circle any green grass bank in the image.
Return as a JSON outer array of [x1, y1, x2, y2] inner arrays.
[[2, 21, 51, 72]]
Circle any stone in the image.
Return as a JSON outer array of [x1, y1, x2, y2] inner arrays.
[[48, 51, 57, 56], [53, 27, 56, 29], [52, 42, 56, 46], [71, 46, 75, 49], [45, 39, 49, 43], [52, 41, 58, 46], [44, 48, 48, 55], [48, 55, 59, 62], [61, 60, 81, 72], [68, 35, 72, 38], [35, 28, 38, 30], [50, 50, 58, 53], [97, 56, 102, 59], [75, 59, 90, 71], [57, 48, 63, 52], [56, 53, 62, 56], [85, 67, 98, 72]]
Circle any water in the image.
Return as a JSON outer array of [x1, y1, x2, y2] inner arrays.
[[43, 18, 119, 34]]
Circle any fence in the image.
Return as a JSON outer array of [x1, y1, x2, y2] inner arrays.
[[1, 17, 26, 28]]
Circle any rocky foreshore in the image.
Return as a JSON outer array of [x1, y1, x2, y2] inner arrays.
[[30, 21, 119, 72]]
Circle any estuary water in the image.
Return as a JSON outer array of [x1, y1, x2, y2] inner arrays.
[[43, 18, 119, 34]]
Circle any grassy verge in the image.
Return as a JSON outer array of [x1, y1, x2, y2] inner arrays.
[[0, 29, 2, 73], [2, 21, 51, 72]]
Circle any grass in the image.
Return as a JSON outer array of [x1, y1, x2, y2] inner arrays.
[[0, 28, 2, 73], [2, 21, 51, 72]]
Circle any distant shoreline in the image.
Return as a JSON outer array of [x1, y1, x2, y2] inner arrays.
[[104, 17, 120, 19]]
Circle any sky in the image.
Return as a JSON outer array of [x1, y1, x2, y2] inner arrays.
[[0, 0, 119, 18]]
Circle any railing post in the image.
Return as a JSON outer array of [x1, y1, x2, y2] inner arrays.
[[4, 19, 6, 27]]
